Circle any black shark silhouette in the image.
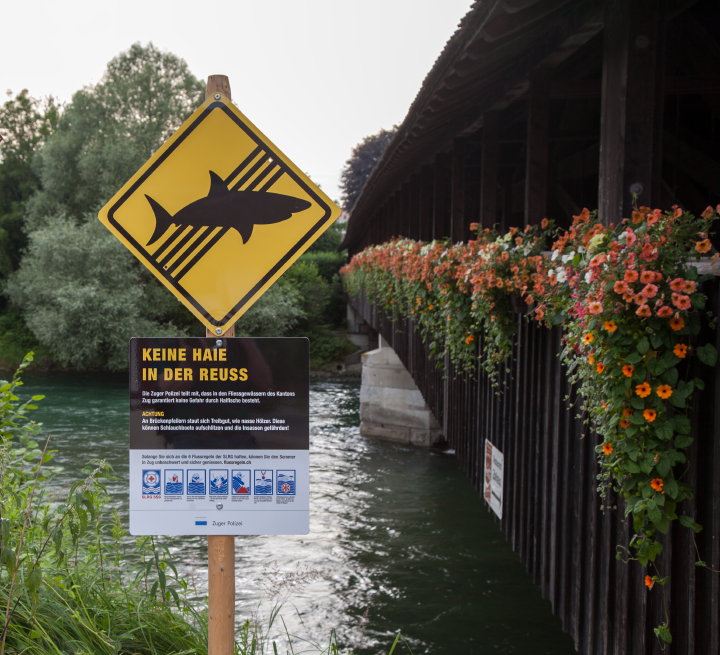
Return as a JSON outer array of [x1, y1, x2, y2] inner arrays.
[[145, 171, 311, 246]]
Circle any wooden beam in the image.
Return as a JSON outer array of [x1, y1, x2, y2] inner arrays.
[[525, 70, 550, 225], [598, 0, 666, 225], [480, 112, 500, 229], [409, 175, 421, 240], [450, 138, 466, 242], [401, 182, 411, 238], [420, 165, 434, 242], [433, 152, 452, 239]]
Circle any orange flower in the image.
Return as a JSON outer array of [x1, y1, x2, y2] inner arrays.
[[636, 304, 651, 318], [640, 270, 655, 284], [683, 280, 697, 294], [428, 305, 434, 310], [669, 277, 685, 292], [642, 284, 658, 298], [602, 401, 608, 411], [596, 362, 605, 373], [604, 321, 617, 332], [643, 409, 657, 422], [541, 218, 549, 229], [657, 306, 673, 318], [632, 211, 645, 224], [622, 407, 633, 418], [614, 281, 630, 294], [625, 270, 639, 283], [602, 442, 613, 455], [695, 239, 712, 253], [674, 295, 692, 310], [673, 343, 687, 358], [620, 419, 631, 429], [650, 478, 664, 492], [657, 385, 672, 399], [645, 575, 654, 589], [636, 382, 652, 398], [622, 365, 634, 377], [634, 292, 648, 305], [583, 333, 594, 344], [589, 355, 595, 365], [588, 301, 603, 315], [670, 316, 685, 331], [465, 335, 475, 344]]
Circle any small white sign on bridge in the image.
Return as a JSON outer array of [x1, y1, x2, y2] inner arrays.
[[483, 439, 503, 519]]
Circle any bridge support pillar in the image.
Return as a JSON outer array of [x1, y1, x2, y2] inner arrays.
[[360, 338, 442, 447]]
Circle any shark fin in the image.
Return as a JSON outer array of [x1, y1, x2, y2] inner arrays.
[[208, 171, 228, 197], [238, 222, 254, 244], [145, 195, 175, 246]]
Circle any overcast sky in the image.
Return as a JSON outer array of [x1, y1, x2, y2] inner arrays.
[[2, 0, 473, 204]]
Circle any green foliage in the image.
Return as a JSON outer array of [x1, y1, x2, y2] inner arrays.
[[5, 218, 185, 369], [340, 128, 396, 212], [299, 250, 346, 281], [26, 43, 204, 228], [0, 90, 59, 277], [304, 220, 344, 254], [235, 282, 305, 338]]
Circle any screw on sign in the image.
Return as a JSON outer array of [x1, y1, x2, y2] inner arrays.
[[101, 75, 335, 655]]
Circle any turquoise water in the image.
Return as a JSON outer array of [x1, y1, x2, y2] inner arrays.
[[19, 372, 576, 654]]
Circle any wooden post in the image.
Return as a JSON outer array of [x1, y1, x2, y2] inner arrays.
[[480, 112, 500, 229], [205, 74, 236, 655], [450, 138, 466, 243], [433, 152, 451, 239], [420, 165, 434, 242], [598, 0, 665, 225], [525, 71, 550, 226]]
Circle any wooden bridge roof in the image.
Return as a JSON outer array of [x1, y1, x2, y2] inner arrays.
[[341, 0, 699, 251]]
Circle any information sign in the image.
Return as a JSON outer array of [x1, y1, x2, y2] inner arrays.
[[98, 95, 341, 334], [483, 439, 503, 519], [129, 337, 309, 535]]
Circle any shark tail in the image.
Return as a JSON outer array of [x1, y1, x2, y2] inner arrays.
[[145, 195, 175, 246]]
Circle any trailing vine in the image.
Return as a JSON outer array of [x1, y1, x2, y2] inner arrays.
[[341, 205, 719, 644]]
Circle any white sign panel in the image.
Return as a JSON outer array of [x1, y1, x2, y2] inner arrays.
[[129, 337, 309, 535], [483, 439, 503, 519]]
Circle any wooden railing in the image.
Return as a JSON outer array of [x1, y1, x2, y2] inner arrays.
[[349, 284, 720, 655]]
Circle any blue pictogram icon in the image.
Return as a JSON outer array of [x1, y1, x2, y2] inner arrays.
[[142, 469, 161, 494], [254, 470, 273, 495], [277, 470, 296, 495], [209, 469, 228, 495], [187, 469, 206, 495], [232, 469, 251, 495], [164, 469, 183, 495]]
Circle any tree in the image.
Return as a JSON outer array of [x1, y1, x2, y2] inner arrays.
[[339, 127, 396, 212], [0, 90, 59, 276], [26, 42, 205, 228], [5, 217, 183, 369], [6, 44, 206, 368]]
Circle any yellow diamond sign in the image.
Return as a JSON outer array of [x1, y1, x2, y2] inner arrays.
[[98, 95, 341, 334]]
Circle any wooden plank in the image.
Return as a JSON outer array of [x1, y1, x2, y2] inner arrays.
[[451, 138, 466, 242], [409, 174, 421, 241], [525, 69, 551, 226], [401, 182, 411, 238], [420, 165, 434, 242], [433, 152, 452, 239], [598, 0, 665, 225], [480, 112, 500, 229]]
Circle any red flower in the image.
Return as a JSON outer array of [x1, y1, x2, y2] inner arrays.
[[657, 306, 673, 318], [636, 304, 651, 317], [624, 270, 639, 283], [614, 281, 630, 294], [669, 277, 685, 292], [642, 284, 658, 298]]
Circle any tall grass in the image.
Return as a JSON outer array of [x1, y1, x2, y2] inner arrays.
[[0, 353, 413, 655]]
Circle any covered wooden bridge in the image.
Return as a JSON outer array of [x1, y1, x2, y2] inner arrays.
[[341, 1, 720, 653]]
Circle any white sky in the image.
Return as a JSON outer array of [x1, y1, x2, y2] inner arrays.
[[1, 0, 473, 204]]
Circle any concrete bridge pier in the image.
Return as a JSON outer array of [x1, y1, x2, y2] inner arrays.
[[360, 336, 442, 447]]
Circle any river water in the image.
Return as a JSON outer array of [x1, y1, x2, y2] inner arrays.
[[19, 372, 576, 655]]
